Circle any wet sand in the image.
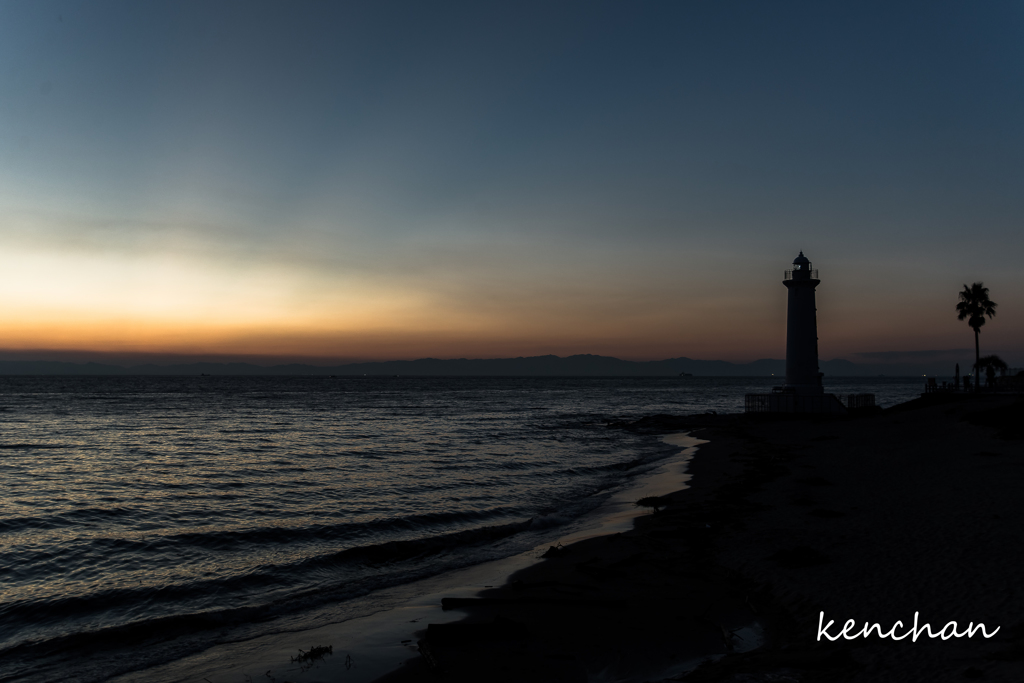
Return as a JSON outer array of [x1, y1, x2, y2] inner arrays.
[[378, 394, 1024, 682]]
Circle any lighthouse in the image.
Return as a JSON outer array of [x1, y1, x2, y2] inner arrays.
[[744, 253, 864, 414], [783, 252, 824, 395]]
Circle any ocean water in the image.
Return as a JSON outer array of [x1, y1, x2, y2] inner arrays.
[[0, 375, 925, 682]]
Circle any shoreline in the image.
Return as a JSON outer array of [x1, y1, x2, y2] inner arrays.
[[107, 432, 706, 683], [110, 393, 1024, 682], [375, 393, 1024, 682], [371, 418, 766, 683]]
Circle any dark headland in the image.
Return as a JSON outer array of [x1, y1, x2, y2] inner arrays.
[[376, 393, 1024, 682]]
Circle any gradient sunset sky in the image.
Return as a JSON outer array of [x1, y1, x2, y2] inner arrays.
[[1, 1, 1021, 365]]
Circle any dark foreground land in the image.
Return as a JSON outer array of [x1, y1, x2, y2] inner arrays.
[[377, 395, 1024, 683]]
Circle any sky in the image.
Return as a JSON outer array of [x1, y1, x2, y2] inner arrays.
[[1, 0, 1022, 366]]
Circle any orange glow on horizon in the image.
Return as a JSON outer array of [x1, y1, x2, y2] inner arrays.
[[0, 242, 1017, 365]]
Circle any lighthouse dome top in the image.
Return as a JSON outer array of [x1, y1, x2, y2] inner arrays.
[[784, 252, 817, 282]]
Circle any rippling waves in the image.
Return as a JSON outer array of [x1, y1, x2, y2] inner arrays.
[[0, 376, 923, 682]]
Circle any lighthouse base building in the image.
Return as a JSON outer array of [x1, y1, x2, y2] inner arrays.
[[745, 253, 870, 415]]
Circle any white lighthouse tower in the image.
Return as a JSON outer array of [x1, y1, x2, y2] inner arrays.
[[783, 251, 824, 395], [744, 252, 856, 414]]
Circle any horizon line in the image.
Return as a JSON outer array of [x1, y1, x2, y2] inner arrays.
[[0, 353, 981, 370]]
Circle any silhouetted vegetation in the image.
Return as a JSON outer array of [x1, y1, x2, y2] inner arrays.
[[956, 282, 997, 391], [977, 355, 1009, 387], [291, 645, 333, 671]]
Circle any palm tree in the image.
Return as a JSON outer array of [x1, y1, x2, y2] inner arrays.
[[956, 283, 997, 391]]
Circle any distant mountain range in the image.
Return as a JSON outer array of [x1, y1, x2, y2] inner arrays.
[[0, 354, 967, 377]]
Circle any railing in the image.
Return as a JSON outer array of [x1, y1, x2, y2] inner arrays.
[[923, 380, 958, 394], [991, 373, 1024, 390], [745, 394, 772, 412], [847, 393, 875, 409], [784, 269, 818, 281], [745, 392, 848, 414]]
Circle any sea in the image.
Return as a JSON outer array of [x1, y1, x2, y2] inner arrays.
[[0, 375, 926, 683]]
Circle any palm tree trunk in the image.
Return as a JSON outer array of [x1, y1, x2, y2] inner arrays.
[[974, 329, 980, 392]]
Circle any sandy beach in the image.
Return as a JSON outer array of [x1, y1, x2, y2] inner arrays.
[[106, 393, 1024, 683], [105, 434, 710, 683], [375, 393, 1024, 682]]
